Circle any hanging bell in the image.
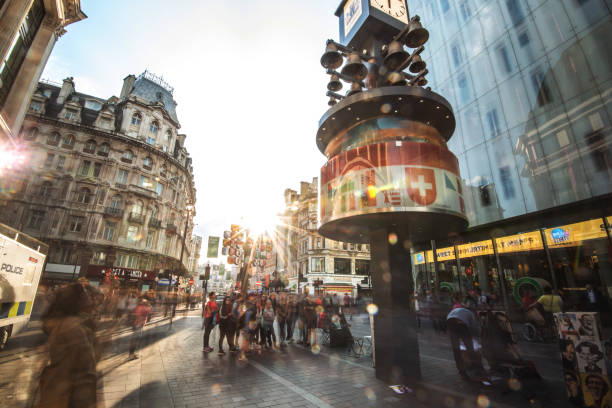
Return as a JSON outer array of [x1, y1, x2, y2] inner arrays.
[[341, 53, 367, 81], [409, 55, 426, 73], [328, 97, 337, 106], [327, 74, 343, 92], [386, 71, 407, 86], [320, 43, 343, 69], [384, 41, 409, 71], [404, 16, 429, 48], [346, 82, 362, 97]]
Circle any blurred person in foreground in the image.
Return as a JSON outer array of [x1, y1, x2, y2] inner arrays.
[[129, 298, 151, 360], [35, 282, 100, 408]]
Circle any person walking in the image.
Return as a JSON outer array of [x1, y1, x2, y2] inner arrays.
[[446, 303, 484, 381], [217, 296, 235, 355], [343, 293, 352, 320], [304, 295, 317, 347], [286, 296, 297, 343], [277, 295, 288, 347], [202, 292, 217, 353], [262, 299, 275, 349], [35, 283, 99, 408], [298, 288, 309, 345], [238, 294, 257, 362], [129, 299, 151, 360], [232, 294, 243, 349]]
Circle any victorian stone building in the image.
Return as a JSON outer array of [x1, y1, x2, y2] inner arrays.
[[0, 0, 86, 143], [279, 178, 371, 296], [0, 72, 198, 286]]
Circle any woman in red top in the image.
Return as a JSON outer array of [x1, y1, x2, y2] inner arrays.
[[203, 292, 217, 352]]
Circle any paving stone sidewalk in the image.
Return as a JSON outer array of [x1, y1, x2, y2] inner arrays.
[[97, 313, 427, 408], [0, 309, 573, 408]]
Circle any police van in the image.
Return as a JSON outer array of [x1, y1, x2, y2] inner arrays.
[[0, 223, 47, 349]]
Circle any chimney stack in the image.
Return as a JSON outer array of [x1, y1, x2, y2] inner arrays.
[[57, 77, 74, 104], [120, 74, 136, 100]]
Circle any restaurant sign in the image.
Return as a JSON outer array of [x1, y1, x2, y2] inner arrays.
[[87, 265, 156, 281]]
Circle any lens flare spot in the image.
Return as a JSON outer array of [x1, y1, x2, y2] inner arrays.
[[443, 396, 455, 408], [477, 395, 490, 408], [382, 272, 391, 283], [311, 344, 321, 355], [388, 233, 398, 245], [366, 303, 379, 315], [380, 103, 392, 114], [211, 383, 221, 396], [507, 378, 521, 391], [364, 387, 376, 400]]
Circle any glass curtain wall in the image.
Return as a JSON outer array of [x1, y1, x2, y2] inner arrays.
[[407, 0, 612, 227]]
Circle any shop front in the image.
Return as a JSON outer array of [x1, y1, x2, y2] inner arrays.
[[413, 216, 612, 323], [86, 265, 156, 291]]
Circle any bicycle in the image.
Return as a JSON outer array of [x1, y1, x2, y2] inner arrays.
[[347, 335, 372, 358]]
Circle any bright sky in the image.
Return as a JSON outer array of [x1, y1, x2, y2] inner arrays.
[[43, 1, 339, 261]]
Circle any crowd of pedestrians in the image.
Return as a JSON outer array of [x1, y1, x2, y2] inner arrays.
[[201, 288, 357, 362]]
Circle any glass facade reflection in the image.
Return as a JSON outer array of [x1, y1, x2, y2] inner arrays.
[[409, 0, 612, 327], [408, 0, 612, 224]]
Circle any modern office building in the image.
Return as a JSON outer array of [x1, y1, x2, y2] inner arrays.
[[0, 72, 198, 288], [0, 0, 85, 144], [407, 0, 612, 316], [279, 178, 371, 296]]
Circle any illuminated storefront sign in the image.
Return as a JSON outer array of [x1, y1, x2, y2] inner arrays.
[[413, 217, 609, 266], [545, 218, 607, 248], [496, 231, 543, 253], [457, 240, 494, 259]]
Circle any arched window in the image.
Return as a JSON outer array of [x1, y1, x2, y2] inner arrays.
[[47, 132, 61, 146], [98, 142, 110, 156], [110, 195, 122, 209], [62, 134, 75, 148], [131, 112, 142, 126], [77, 187, 91, 204], [143, 157, 152, 169], [132, 200, 144, 215], [122, 150, 133, 162], [84, 139, 96, 153], [39, 181, 52, 197]]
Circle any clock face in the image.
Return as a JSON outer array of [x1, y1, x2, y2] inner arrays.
[[370, 0, 409, 24]]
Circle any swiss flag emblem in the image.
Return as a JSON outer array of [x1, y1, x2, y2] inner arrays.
[[406, 167, 437, 206]]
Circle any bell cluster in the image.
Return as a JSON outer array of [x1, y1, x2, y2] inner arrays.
[[321, 15, 430, 106]]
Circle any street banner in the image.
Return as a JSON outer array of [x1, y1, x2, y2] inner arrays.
[[207, 236, 220, 258]]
